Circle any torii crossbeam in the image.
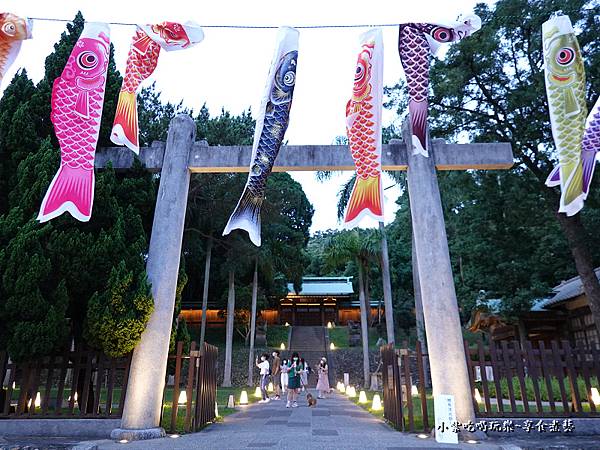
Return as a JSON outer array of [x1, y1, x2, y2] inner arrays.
[[106, 114, 513, 440]]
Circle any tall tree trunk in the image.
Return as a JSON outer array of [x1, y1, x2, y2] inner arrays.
[[412, 232, 430, 387], [379, 221, 395, 345], [555, 212, 600, 336], [358, 262, 370, 388], [222, 270, 235, 387], [247, 259, 258, 387], [199, 236, 212, 352]]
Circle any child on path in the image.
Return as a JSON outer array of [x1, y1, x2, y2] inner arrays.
[[255, 353, 270, 403]]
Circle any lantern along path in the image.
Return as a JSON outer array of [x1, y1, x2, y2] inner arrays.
[[90, 392, 507, 449]]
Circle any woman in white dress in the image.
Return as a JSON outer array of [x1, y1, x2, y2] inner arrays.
[[300, 358, 308, 391], [316, 357, 330, 399], [280, 358, 289, 394]]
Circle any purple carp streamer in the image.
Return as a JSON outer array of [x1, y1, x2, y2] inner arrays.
[[543, 14, 588, 216], [582, 97, 600, 199], [398, 16, 481, 157]]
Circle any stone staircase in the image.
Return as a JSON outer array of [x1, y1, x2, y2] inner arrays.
[[289, 326, 327, 387]]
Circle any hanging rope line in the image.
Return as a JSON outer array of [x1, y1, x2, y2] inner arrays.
[[27, 17, 406, 28], [26, 9, 596, 29]]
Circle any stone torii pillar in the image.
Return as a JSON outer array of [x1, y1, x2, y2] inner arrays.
[[102, 114, 512, 440]]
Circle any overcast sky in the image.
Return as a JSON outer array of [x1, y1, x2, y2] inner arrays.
[[2, 0, 494, 233]]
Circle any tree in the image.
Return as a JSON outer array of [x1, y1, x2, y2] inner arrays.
[[85, 261, 153, 357], [0, 13, 156, 361], [384, 0, 600, 328], [324, 229, 380, 388]]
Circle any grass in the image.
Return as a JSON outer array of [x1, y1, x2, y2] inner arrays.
[[328, 327, 380, 349], [160, 386, 261, 433], [476, 376, 599, 410], [343, 387, 434, 432], [266, 325, 289, 348]]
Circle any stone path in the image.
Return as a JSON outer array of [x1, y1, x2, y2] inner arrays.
[[90, 391, 509, 450], [289, 326, 327, 388]]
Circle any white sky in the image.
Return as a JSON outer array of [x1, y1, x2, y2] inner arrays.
[[2, 0, 494, 234]]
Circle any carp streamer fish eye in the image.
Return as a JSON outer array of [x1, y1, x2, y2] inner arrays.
[[77, 51, 98, 70], [431, 26, 454, 42], [283, 70, 295, 86], [2, 22, 16, 36], [556, 47, 575, 66]]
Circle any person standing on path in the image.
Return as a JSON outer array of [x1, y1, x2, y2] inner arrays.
[[300, 357, 308, 391], [271, 350, 281, 400], [286, 352, 303, 408], [281, 358, 289, 394], [316, 357, 330, 399], [256, 353, 270, 403]]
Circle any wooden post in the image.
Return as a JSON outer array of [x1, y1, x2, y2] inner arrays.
[[111, 115, 194, 441], [400, 116, 477, 428]]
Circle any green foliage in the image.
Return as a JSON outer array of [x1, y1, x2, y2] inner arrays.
[[85, 261, 153, 357], [0, 13, 154, 361], [379, 0, 600, 322]]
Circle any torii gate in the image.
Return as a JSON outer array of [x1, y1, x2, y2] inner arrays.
[[106, 114, 513, 440]]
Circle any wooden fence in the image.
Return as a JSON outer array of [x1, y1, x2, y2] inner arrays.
[[466, 339, 600, 418], [1, 340, 218, 432], [380, 342, 430, 432], [161, 341, 218, 433], [0, 350, 130, 418]]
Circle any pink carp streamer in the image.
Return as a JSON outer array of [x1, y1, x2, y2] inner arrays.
[[38, 23, 110, 222], [111, 22, 203, 154], [398, 15, 481, 157]]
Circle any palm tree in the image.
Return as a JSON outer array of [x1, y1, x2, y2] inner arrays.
[[323, 229, 380, 388], [316, 171, 397, 345]]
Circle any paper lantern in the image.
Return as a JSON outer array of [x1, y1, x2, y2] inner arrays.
[[118, 439, 128, 444], [338, 382, 345, 393], [169, 434, 180, 438], [280, 343, 286, 350], [346, 386, 356, 398], [411, 385, 419, 396], [371, 393, 382, 411], [327, 321, 333, 329], [239, 390, 248, 405], [215, 401, 220, 417], [417, 433, 428, 439], [34, 392, 41, 408], [474, 388, 482, 404], [330, 342, 336, 350], [358, 390, 368, 404], [227, 394, 235, 408], [254, 387, 262, 398], [178, 391, 187, 405], [267, 382, 274, 392], [285, 322, 290, 326], [592, 388, 600, 405]]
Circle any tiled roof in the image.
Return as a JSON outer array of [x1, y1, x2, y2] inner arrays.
[[537, 268, 600, 309], [287, 277, 354, 296]]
